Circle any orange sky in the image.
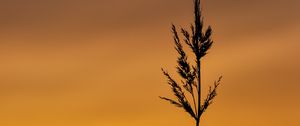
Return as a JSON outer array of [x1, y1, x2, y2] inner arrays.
[[0, 0, 300, 126]]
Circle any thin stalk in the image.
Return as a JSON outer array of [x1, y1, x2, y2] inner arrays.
[[196, 59, 201, 126]]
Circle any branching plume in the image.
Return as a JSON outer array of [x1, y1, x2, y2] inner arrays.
[[160, 0, 222, 126]]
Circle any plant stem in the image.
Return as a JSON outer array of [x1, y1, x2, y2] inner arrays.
[[196, 59, 201, 126]]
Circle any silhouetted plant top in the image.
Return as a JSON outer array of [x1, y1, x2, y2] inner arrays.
[[160, 0, 222, 126]]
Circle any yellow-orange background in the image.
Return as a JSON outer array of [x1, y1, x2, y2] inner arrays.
[[0, 0, 299, 126]]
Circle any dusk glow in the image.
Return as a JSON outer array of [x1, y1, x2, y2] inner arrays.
[[0, 0, 299, 126]]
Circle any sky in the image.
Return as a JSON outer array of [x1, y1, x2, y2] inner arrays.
[[0, 0, 300, 126]]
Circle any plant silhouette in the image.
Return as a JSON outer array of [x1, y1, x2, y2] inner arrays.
[[160, 0, 222, 126]]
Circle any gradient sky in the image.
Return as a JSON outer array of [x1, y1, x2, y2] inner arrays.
[[0, 0, 300, 126]]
